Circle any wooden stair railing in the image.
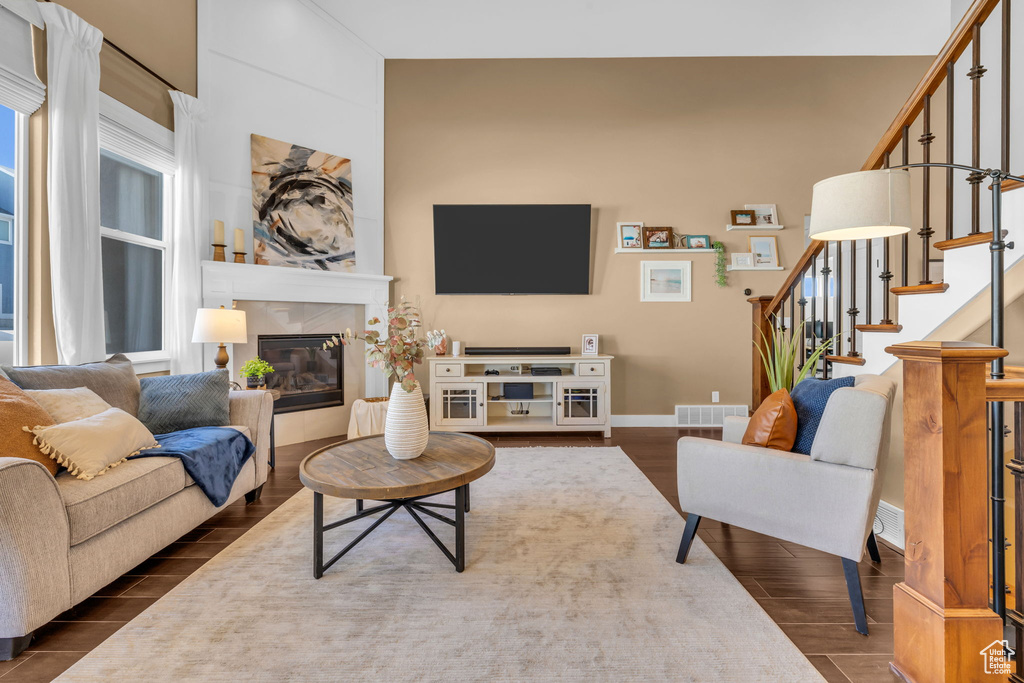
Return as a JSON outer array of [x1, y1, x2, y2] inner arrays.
[[888, 341, 1007, 683]]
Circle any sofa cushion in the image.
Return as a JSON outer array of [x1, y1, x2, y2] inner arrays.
[[742, 389, 798, 451], [0, 376, 58, 475], [138, 370, 230, 435], [789, 376, 855, 455], [58, 456, 188, 545], [3, 354, 141, 416], [26, 387, 111, 423]]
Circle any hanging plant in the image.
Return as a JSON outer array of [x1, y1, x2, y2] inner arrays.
[[713, 241, 728, 287]]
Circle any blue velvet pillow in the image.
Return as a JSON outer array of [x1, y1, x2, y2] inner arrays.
[[138, 370, 230, 435], [789, 376, 855, 455]]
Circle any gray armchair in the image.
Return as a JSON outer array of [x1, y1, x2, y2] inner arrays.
[[674, 374, 896, 635]]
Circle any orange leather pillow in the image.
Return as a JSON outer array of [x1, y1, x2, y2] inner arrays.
[[0, 375, 59, 475], [742, 388, 798, 451]]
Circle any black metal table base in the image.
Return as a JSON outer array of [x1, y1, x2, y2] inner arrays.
[[313, 484, 469, 578]]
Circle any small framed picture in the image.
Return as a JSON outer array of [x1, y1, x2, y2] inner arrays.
[[672, 233, 688, 249], [617, 222, 643, 249], [730, 209, 757, 226], [582, 334, 599, 355], [686, 234, 711, 249], [731, 252, 754, 268], [641, 260, 692, 302], [643, 227, 672, 249], [747, 235, 780, 268], [744, 203, 780, 226]]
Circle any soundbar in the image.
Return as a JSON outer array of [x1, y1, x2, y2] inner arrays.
[[465, 346, 572, 356]]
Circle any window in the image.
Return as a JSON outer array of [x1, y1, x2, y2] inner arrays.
[[98, 95, 174, 367], [0, 102, 25, 365]]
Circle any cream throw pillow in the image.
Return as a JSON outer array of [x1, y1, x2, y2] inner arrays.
[[27, 407, 160, 480], [26, 387, 111, 424]]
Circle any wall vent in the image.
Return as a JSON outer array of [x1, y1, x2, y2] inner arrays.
[[873, 500, 904, 550], [674, 404, 748, 428]]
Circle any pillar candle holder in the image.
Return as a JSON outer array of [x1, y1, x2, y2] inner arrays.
[[212, 244, 227, 262], [233, 252, 247, 264]]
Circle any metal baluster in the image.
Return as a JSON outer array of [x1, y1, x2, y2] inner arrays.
[[880, 153, 895, 325], [835, 241, 844, 357], [969, 22, 987, 234], [865, 238, 873, 325], [920, 95, 935, 284], [797, 268, 808, 371], [1011, 401, 1024, 676], [789, 283, 796, 346], [810, 257, 818, 376], [946, 62, 955, 241], [901, 126, 910, 286], [1003, 0, 1011, 174], [848, 240, 860, 357], [821, 241, 831, 378]]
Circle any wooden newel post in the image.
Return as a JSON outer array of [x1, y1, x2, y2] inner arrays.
[[749, 296, 774, 410], [886, 341, 1009, 683]]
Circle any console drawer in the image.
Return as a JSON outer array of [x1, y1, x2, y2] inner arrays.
[[578, 362, 605, 376], [435, 363, 463, 378]]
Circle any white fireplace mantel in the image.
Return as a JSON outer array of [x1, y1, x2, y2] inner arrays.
[[200, 260, 394, 397]]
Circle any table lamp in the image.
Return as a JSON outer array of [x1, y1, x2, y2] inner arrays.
[[192, 305, 248, 369]]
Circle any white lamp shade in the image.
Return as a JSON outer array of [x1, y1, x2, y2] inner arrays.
[[191, 307, 248, 344], [809, 169, 912, 241]]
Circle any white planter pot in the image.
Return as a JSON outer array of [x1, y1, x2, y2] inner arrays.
[[384, 383, 429, 460]]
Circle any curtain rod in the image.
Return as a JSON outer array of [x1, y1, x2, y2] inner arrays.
[[41, 0, 184, 94]]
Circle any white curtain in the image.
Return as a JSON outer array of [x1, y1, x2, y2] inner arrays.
[[168, 90, 205, 375], [39, 4, 104, 364]]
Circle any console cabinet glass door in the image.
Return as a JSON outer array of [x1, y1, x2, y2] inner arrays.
[[435, 382, 485, 427], [556, 381, 606, 425]]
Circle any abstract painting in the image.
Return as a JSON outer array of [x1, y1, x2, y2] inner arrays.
[[251, 134, 354, 271]]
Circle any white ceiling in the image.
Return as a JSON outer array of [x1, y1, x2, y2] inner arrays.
[[312, 0, 953, 60]]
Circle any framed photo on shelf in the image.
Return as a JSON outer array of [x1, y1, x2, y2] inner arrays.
[[582, 334, 599, 355], [731, 252, 754, 268], [730, 209, 757, 226], [744, 203, 779, 226], [686, 234, 711, 249], [747, 235, 780, 267], [641, 260, 692, 302], [643, 227, 672, 249], [617, 222, 644, 249]]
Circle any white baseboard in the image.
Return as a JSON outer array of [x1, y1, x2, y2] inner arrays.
[[611, 414, 677, 427], [874, 500, 904, 550]]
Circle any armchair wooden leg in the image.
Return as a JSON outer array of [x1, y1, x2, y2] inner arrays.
[[841, 557, 869, 635], [866, 531, 881, 563], [675, 514, 702, 564]]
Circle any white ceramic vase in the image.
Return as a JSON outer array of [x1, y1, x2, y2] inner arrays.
[[384, 383, 429, 460]]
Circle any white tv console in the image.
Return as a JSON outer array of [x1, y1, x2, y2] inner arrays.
[[427, 354, 613, 438]]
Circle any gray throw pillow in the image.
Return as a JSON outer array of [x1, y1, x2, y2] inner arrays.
[[2, 354, 141, 416], [138, 370, 230, 435]]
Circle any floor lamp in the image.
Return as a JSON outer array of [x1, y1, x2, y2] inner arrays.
[[810, 165, 1021, 620], [192, 305, 248, 370]]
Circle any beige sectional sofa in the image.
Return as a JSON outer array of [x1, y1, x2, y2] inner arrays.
[[0, 390, 273, 659]]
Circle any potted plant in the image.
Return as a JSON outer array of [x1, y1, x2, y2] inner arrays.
[[325, 301, 429, 459], [239, 357, 275, 389], [755, 315, 838, 393]]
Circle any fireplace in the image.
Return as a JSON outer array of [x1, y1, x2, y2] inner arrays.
[[257, 334, 343, 414]]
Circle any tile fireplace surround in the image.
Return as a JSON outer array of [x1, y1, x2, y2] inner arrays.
[[200, 260, 393, 445]]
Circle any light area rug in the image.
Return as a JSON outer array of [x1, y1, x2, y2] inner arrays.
[[55, 447, 824, 682]]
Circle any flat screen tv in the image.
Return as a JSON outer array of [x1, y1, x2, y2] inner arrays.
[[433, 204, 591, 295]]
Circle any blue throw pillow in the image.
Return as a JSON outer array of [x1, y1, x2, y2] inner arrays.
[[138, 370, 230, 435], [789, 376, 855, 455]]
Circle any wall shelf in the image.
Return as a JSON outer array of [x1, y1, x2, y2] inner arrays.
[[614, 248, 716, 254], [726, 265, 785, 271], [725, 225, 784, 231]]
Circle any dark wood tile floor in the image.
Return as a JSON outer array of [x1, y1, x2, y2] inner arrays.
[[0, 427, 900, 682]]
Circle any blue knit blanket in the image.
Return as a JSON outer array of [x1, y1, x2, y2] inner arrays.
[[131, 426, 255, 506]]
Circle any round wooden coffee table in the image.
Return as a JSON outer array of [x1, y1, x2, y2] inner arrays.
[[299, 432, 495, 577]]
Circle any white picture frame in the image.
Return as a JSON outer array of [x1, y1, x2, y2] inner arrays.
[[747, 235, 780, 268], [731, 252, 754, 268], [744, 203, 779, 227], [641, 261, 692, 302], [582, 334, 599, 355], [617, 222, 644, 249]]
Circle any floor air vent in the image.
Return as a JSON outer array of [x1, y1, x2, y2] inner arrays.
[[873, 500, 904, 550], [675, 405, 748, 428]]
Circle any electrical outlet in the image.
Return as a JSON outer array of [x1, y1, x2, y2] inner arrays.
[[711, 391, 720, 404]]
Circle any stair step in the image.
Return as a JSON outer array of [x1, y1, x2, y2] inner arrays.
[[855, 324, 903, 333], [1004, 366, 1024, 379], [934, 232, 993, 251], [826, 355, 867, 366], [891, 283, 949, 296]]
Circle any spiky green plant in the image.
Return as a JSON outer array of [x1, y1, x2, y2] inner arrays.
[[755, 316, 838, 393]]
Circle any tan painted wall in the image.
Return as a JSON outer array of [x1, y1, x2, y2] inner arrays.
[[26, 1, 197, 365], [384, 56, 933, 414]]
